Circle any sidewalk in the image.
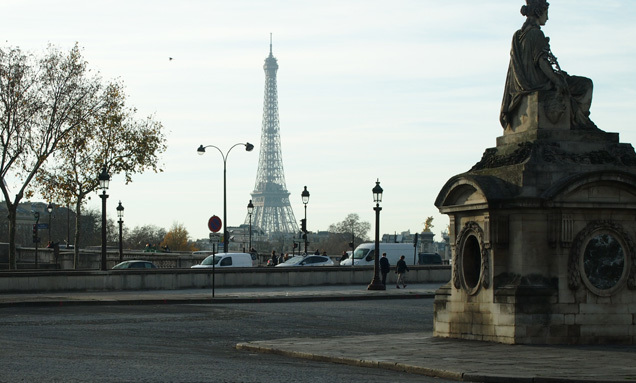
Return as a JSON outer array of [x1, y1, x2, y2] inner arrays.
[[2, 283, 635, 382], [0, 283, 438, 307], [238, 333, 636, 383]]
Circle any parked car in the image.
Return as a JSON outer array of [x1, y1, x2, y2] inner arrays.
[[275, 255, 334, 267], [112, 260, 157, 269], [191, 252, 254, 268]]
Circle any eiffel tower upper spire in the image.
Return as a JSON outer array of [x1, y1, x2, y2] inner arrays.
[[246, 36, 299, 236]]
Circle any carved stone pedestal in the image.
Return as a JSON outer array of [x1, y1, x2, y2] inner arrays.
[[434, 93, 636, 344]]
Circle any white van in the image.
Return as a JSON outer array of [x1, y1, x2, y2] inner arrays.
[[191, 252, 255, 268], [340, 243, 417, 266]]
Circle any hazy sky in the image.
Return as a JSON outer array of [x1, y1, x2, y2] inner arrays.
[[3, 0, 636, 245]]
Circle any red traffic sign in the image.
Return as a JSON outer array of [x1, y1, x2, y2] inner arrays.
[[208, 215, 222, 233]]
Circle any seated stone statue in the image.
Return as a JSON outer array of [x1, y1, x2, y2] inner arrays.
[[500, 0, 596, 131]]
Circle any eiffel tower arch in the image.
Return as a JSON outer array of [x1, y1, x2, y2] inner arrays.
[[246, 37, 299, 237]]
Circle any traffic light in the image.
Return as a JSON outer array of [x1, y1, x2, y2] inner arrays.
[[413, 232, 419, 247], [293, 243, 298, 249], [32, 224, 38, 243], [300, 218, 307, 233], [348, 242, 354, 249]]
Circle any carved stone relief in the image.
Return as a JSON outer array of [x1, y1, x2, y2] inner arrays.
[[454, 221, 490, 294], [568, 220, 636, 294]]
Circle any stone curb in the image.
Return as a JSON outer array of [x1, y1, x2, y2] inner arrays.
[[236, 342, 464, 381], [0, 292, 435, 308], [235, 343, 631, 383]]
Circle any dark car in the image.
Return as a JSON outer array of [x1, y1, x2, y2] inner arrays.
[[418, 253, 443, 265], [112, 260, 157, 269]]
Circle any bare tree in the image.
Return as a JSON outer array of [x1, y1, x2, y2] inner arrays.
[[36, 80, 166, 268], [124, 224, 166, 251], [321, 213, 371, 253], [0, 44, 106, 269]]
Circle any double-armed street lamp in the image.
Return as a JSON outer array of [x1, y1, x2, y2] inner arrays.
[[368, 179, 385, 290], [117, 201, 125, 262], [98, 165, 110, 271], [197, 142, 254, 253], [247, 199, 254, 253], [301, 186, 310, 254]]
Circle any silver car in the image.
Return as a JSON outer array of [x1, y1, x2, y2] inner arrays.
[[275, 255, 334, 267]]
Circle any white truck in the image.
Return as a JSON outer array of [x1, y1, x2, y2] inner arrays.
[[191, 252, 256, 268], [340, 242, 417, 266]]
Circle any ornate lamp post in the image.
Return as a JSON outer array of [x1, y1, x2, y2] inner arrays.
[[247, 199, 254, 253], [116, 201, 124, 262], [368, 179, 385, 290], [46, 202, 53, 243], [197, 142, 254, 253], [301, 186, 310, 254], [98, 165, 110, 271]]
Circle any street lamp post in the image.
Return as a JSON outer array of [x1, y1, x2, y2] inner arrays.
[[66, 203, 71, 248], [46, 203, 53, 244], [247, 199, 254, 254], [301, 186, 310, 254], [197, 142, 254, 254], [368, 179, 385, 290], [98, 165, 110, 271], [351, 222, 355, 267], [117, 201, 124, 263]]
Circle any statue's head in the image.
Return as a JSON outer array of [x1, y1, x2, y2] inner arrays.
[[521, 0, 549, 19]]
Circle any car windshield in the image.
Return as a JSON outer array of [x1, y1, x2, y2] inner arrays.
[[201, 255, 221, 265], [353, 249, 371, 260]]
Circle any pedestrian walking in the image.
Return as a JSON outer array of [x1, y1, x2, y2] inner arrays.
[[395, 255, 409, 288], [269, 250, 278, 266], [379, 252, 390, 286]]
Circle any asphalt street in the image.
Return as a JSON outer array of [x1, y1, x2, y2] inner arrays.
[[0, 294, 453, 383]]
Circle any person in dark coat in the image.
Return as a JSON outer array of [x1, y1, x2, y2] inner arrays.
[[379, 252, 390, 286], [269, 250, 278, 266], [395, 255, 409, 289]]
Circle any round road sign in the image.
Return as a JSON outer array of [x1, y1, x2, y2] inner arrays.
[[208, 215, 222, 233]]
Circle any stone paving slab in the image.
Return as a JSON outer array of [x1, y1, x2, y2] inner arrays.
[[237, 332, 636, 383]]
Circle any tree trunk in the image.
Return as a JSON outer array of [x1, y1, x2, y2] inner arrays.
[[7, 204, 18, 270]]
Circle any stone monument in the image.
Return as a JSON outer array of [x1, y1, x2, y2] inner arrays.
[[433, 0, 636, 344]]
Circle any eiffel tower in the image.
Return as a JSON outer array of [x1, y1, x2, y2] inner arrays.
[[246, 36, 299, 236]]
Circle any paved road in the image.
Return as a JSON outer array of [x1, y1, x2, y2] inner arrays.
[[2, 283, 635, 382], [0, 295, 454, 383]]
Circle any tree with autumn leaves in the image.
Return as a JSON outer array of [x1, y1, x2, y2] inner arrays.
[[0, 44, 166, 269], [36, 81, 166, 268], [160, 223, 197, 252]]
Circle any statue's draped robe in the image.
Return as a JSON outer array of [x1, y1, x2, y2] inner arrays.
[[500, 21, 595, 129]]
